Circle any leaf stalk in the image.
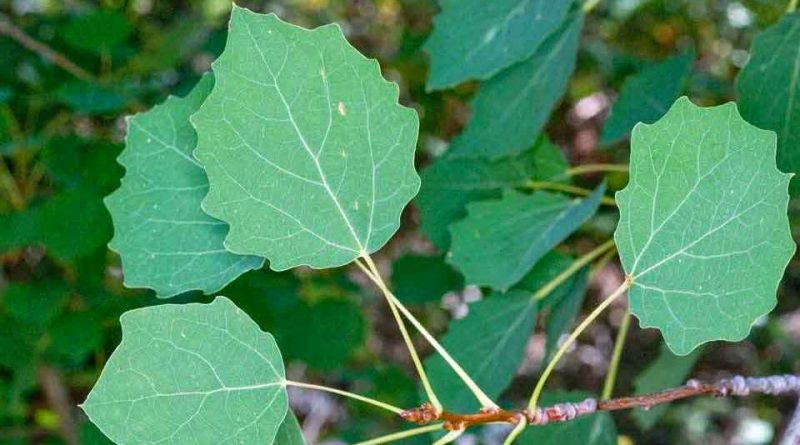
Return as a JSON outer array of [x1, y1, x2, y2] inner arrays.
[[528, 278, 631, 410], [525, 181, 617, 206], [360, 255, 498, 410], [564, 163, 629, 177], [284, 380, 404, 414], [353, 424, 444, 445], [355, 257, 443, 413], [531, 239, 616, 301], [601, 308, 632, 399]]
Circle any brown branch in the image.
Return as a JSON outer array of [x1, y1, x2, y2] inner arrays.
[[0, 12, 95, 82], [401, 375, 800, 434]]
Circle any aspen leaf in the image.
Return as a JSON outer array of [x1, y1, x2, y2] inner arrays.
[[417, 137, 567, 249], [193, 7, 420, 270], [601, 51, 693, 145], [737, 12, 800, 196], [615, 97, 795, 355], [82, 297, 289, 445], [105, 74, 263, 298], [424, 0, 572, 90], [446, 14, 583, 159], [449, 184, 605, 291]]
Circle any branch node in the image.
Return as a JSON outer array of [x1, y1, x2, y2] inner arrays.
[[399, 402, 438, 425], [443, 420, 466, 431]]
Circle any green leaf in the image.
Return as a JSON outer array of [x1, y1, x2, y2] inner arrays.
[[82, 296, 288, 444], [4, 281, 70, 326], [449, 184, 605, 291], [46, 311, 105, 365], [62, 10, 131, 54], [417, 137, 566, 249], [275, 411, 306, 445], [513, 250, 574, 296], [615, 97, 795, 355], [632, 343, 702, 430], [446, 14, 583, 159], [601, 51, 693, 145], [42, 136, 123, 195], [221, 269, 300, 327], [533, 139, 571, 182], [56, 80, 127, 115], [0, 187, 111, 259], [424, 0, 572, 90], [425, 252, 583, 413], [0, 87, 12, 103], [79, 422, 114, 445], [737, 12, 800, 196], [392, 254, 464, 304], [105, 74, 263, 298], [517, 392, 617, 445], [0, 316, 38, 370], [40, 187, 113, 261], [272, 299, 365, 370], [193, 7, 420, 270], [425, 290, 537, 412]]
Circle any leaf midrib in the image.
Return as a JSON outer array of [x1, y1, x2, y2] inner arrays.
[[242, 16, 368, 255]]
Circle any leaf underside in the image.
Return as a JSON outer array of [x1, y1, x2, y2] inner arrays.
[[193, 7, 420, 270], [615, 97, 795, 355], [82, 297, 288, 445], [105, 74, 263, 298]]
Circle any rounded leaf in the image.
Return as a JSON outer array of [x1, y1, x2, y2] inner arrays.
[[615, 97, 795, 355], [193, 7, 420, 270], [82, 297, 288, 444]]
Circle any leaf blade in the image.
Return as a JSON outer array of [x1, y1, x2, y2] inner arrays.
[[449, 184, 605, 291], [424, 0, 572, 90], [615, 97, 795, 355], [446, 14, 583, 159], [737, 12, 800, 196], [82, 296, 288, 445], [193, 7, 420, 270], [105, 74, 264, 298], [601, 51, 693, 145]]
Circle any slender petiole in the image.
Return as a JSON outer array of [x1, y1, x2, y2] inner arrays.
[[353, 424, 445, 445], [431, 428, 464, 445], [601, 308, 632, 399], [564, 163, 629, 177], [355, 257, 443, 413], [532, 239, 616, 301], [361, 255, 499, 410], [502, 418, 527, 445], [789, 0, 798, 13], [529, 279, 631, 410], [525, 181, 617, 206], [284, 380, 404, 414]]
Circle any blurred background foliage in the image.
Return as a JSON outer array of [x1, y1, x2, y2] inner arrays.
[[0, 0, 798, 444]]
